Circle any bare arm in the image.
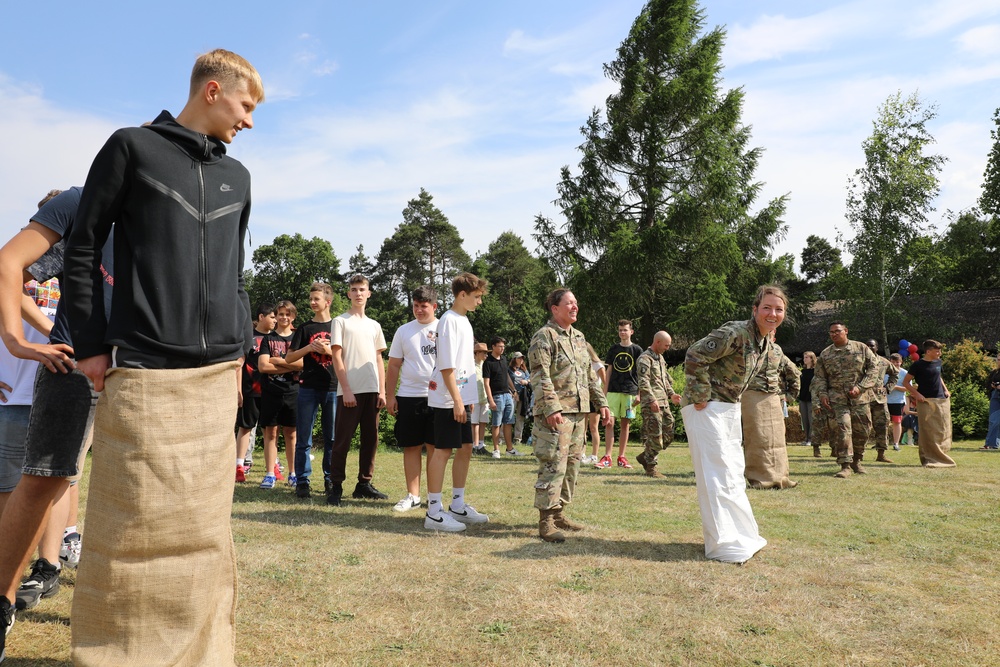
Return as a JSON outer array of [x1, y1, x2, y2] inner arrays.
[[441, 368, 466, 423], [385, 357, 403, 415], [376, 348, 387, 408], [901, 374, 923, 403], [331, 345, 353, 406], [0, 222, 75, 372]]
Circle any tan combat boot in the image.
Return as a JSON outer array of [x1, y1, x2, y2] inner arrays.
[[553, 507, 584, 532], [637, 451, 665, 478], [538, 509, 566, 543], [834, 463, 852, 478], [875, 451, 893, 463], [851, 454, 867, 474]]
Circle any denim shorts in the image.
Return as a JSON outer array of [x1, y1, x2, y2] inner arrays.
[[22, 367, 99, 479], [490, 392, 515, 426], [0, 405, 32, 492]]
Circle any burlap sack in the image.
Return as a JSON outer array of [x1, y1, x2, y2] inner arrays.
[[741, 390, 795, 489], [916, 397, 957, 468], [72, 362, 239, 666]]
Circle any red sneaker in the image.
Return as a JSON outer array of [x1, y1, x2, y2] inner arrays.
[[274, 464, 285, 481], [595, 455, 612, 469], [617, 456, 632, 469], [236, 465, 246, 483]]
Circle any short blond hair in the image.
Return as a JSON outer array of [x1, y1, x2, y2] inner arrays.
[[190, 49, 264, 103]]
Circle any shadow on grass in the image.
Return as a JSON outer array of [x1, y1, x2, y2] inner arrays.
[[5, 660, 72, 667], [598, 475, 696, 488], [493, 537, 705, 562], [17, 609, 70, 626]]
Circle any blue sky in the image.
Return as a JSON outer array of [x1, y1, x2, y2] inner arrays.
[[2, 0, 999, 276]]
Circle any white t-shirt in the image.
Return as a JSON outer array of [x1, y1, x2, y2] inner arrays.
[[388, 318, 438, 398], [428, 309, 477, 409], [330, 312, 387, 396]]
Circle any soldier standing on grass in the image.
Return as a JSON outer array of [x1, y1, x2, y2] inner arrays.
[[866, 339, 899, 464], [528, 288, 611, 543], [635, 331, 680, 478], [812, 323, 881, 478]]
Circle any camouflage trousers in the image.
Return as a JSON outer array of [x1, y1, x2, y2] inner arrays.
[[532, 412, 586, 511], [830, 402, 872, 464], [640, 403, 675, 465], [812, 402, 834, 445], [868, 401, 889, 451]]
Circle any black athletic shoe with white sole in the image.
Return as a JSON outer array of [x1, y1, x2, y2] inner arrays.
[[15, 558, 60, 611]]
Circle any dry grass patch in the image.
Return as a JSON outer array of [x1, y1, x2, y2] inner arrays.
[[6, 440, 1000, 666]]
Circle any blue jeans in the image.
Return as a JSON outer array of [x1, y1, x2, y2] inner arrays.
[[490, 392, 515, 426], [986, 390, 1000, 448], [295, 386, 336, 485]]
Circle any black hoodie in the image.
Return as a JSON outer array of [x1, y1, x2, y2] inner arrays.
[[64, 110, 253, 366]]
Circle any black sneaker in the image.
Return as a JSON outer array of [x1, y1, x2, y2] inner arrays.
[[352, 481, 388, 500], [15, 558, 60, 611], [1, 595, 14, 664], [326, 482, 343, 506], [324, 477, 335, 495], [295, 481, 311, 499]]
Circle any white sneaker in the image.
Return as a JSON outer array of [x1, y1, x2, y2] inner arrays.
[[491, 450, 501, 459], [581, 455, 597, 465], [393, 495, 421, 512], [424, 512, 466, 532], [449, 503, 489, 524]]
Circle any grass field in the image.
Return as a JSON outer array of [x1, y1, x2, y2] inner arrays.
[[7, 439, 1000, 666]]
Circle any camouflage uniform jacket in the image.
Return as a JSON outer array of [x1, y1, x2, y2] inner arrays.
[[637, 347, 674, 407], [812, 340, 880, 406], [746, 342, 800, 403], [683, 319, 772, 406], [870, 355, 899, 405], [529, 319, 607, 417]]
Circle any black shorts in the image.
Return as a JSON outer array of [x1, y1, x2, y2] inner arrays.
[[888, 403, 904, 417], [260, 389, 297, 428], [236, 396, 261, 429], [394, 396, 435, 447], [432, 406, 473, 449]]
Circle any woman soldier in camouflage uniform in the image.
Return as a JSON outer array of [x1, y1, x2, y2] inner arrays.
[[528, 289, 611, 543], [680, 284, 788, 564]]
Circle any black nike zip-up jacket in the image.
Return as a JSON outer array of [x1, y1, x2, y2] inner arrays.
[[64, 110, 253, 366]]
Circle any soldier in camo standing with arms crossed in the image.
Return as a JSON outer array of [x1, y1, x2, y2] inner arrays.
[[812, 322, 881, 478], [529, 288, 611, 543], [635, 331, 681, 478]]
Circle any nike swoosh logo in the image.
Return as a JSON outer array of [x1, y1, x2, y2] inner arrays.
[[220, 184, 233, 192], [451, 510, 468, 517], [426, 515, 443, 523]]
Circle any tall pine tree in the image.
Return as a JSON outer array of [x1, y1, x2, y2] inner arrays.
[[538, 0, 787, 343]]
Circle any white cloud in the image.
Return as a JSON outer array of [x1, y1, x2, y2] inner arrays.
[[723, 6, 865, 67], [907, 0, 1000, 36], [0, 74, 121, 243], [955, 24, 1000, 57]]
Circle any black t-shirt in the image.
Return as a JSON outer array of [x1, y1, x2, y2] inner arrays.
[[482, 354, 510, 395], [261, 330, 299, 394], [242, 329, 270, 397], [908, 359, 944, 399], [605, 343, 643, 394], [290, 319, 337, 391], [798, 368, 815, 403]]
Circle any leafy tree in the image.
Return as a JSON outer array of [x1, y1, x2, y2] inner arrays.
[[800, 235, 842, 284], [347, 244, 375, 277], [537, 0, 787, 343], [470, 231, 554, 352], [980, 107, 1000, 221], [841, 90, 946, 352], [372, 188, 471, 308], [247, 233, 345, 324], [910, 211, 1000, 291]]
